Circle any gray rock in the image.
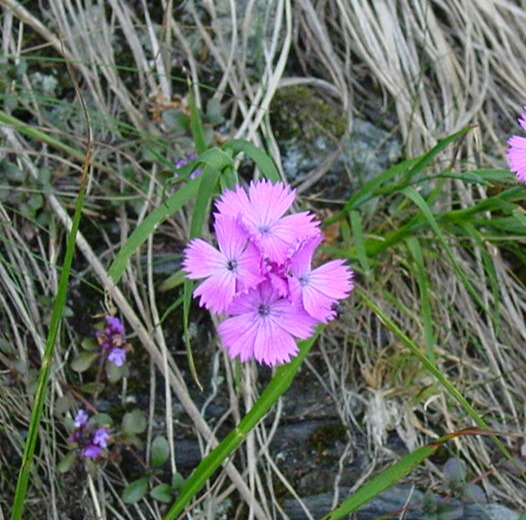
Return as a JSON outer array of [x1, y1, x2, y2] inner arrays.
[[282, 485, 521, 520]]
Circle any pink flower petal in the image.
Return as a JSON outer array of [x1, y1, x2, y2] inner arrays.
[[507, 135, 526, 183], [194, 269, 237, 313], [249, 212, 320, 263], [214, 184, 251, 218], [246, 179, 296, 223], [183, 239, 225, 279], [219, 281, 316, 366], [288, 237, 354, 322]]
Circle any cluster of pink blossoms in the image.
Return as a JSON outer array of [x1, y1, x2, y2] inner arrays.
[[507, 106, 526, 183], [183, 180, 354, 366]]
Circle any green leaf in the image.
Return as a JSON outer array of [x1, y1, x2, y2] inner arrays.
[[159, 269, 186, 292], [57, 451, 77, 473], [161, 109, 189, 133], [328, 126, 474, 225], [107, 147, 234, 285], [55, 393, 74, 414], [162, 330, 321, 520], [188, 86, 206, 153], [81, 337, 98, 351], [105, 358, 129, 383], [10, 102, 92, 520], [320, 441, 441, 519], [122, 409, 147, 435], [70, 351, 99, 372], [27, 193, 44, 211], [151, 435, 170, 467], [151, 483, 173, 503], [107, 178, 200, 284], [206, 98, 224, 124], [406, 236, 435, 365], [92, 413, 113, 427], [222, 139, 280, 182], [79, 382, 106, 394], [122, 477, 149, 504], [171, 472, 185, 491]]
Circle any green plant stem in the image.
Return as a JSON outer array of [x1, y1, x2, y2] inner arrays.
[[10, 131, 91, 520], [162, 330, 321, 520], [357, 288, 511, 459]]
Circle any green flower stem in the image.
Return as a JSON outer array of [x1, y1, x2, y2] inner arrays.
[[162, 329, 321, 520], [10, 132, 91, 520]]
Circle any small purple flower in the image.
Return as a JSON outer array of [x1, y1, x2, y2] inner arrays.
[[73, 409, 89, 428], [507, 106, 526, 184], [174, 153, 201, 179], [92, 428, 110, 448], [105, 316, 125, 337], [107, 347, 126, 367], [83, 427, 110, 457], [68, 411, 111, 459], [83, 444, 102, 458]]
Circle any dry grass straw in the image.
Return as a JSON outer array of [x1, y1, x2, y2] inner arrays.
[[2, 0, 526, 518]]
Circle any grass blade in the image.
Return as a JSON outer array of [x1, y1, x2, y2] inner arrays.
[[406, 236, 435, 365], [162, 329, 321, 520], [10, 106, 92, 520], [223, 139, 281, 182], [321, 427, 506, 520], [107, 148, 233, 284]]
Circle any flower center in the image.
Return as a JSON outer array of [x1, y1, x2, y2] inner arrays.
[[258, 224, 272, 235], [257, 304, 271, 317], [299, 274, 310, 287], [227, 259, 238, 272]]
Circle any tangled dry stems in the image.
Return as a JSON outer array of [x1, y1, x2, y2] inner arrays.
[[1, 0, 526, 518]]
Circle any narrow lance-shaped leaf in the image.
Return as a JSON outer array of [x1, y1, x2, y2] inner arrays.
[[162, 329, 321, 520]]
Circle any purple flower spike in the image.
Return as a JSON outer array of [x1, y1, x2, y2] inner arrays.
[[507, 106, 526, 184], [105, 316, 125, 337], [96, 315, 126, 357]]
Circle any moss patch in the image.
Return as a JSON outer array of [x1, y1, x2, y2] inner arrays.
[[269, 86, 347, 143]]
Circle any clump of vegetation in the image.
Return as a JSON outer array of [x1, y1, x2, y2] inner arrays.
[[2, 2, 526, 520]]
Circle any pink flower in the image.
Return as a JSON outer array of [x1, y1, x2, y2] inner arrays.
[[507, 107, 526, 183], [183, 214, 264, 313], [215, 180, 320, 263], [288, 235, 354, 322], [218, 280, 317, 366]]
